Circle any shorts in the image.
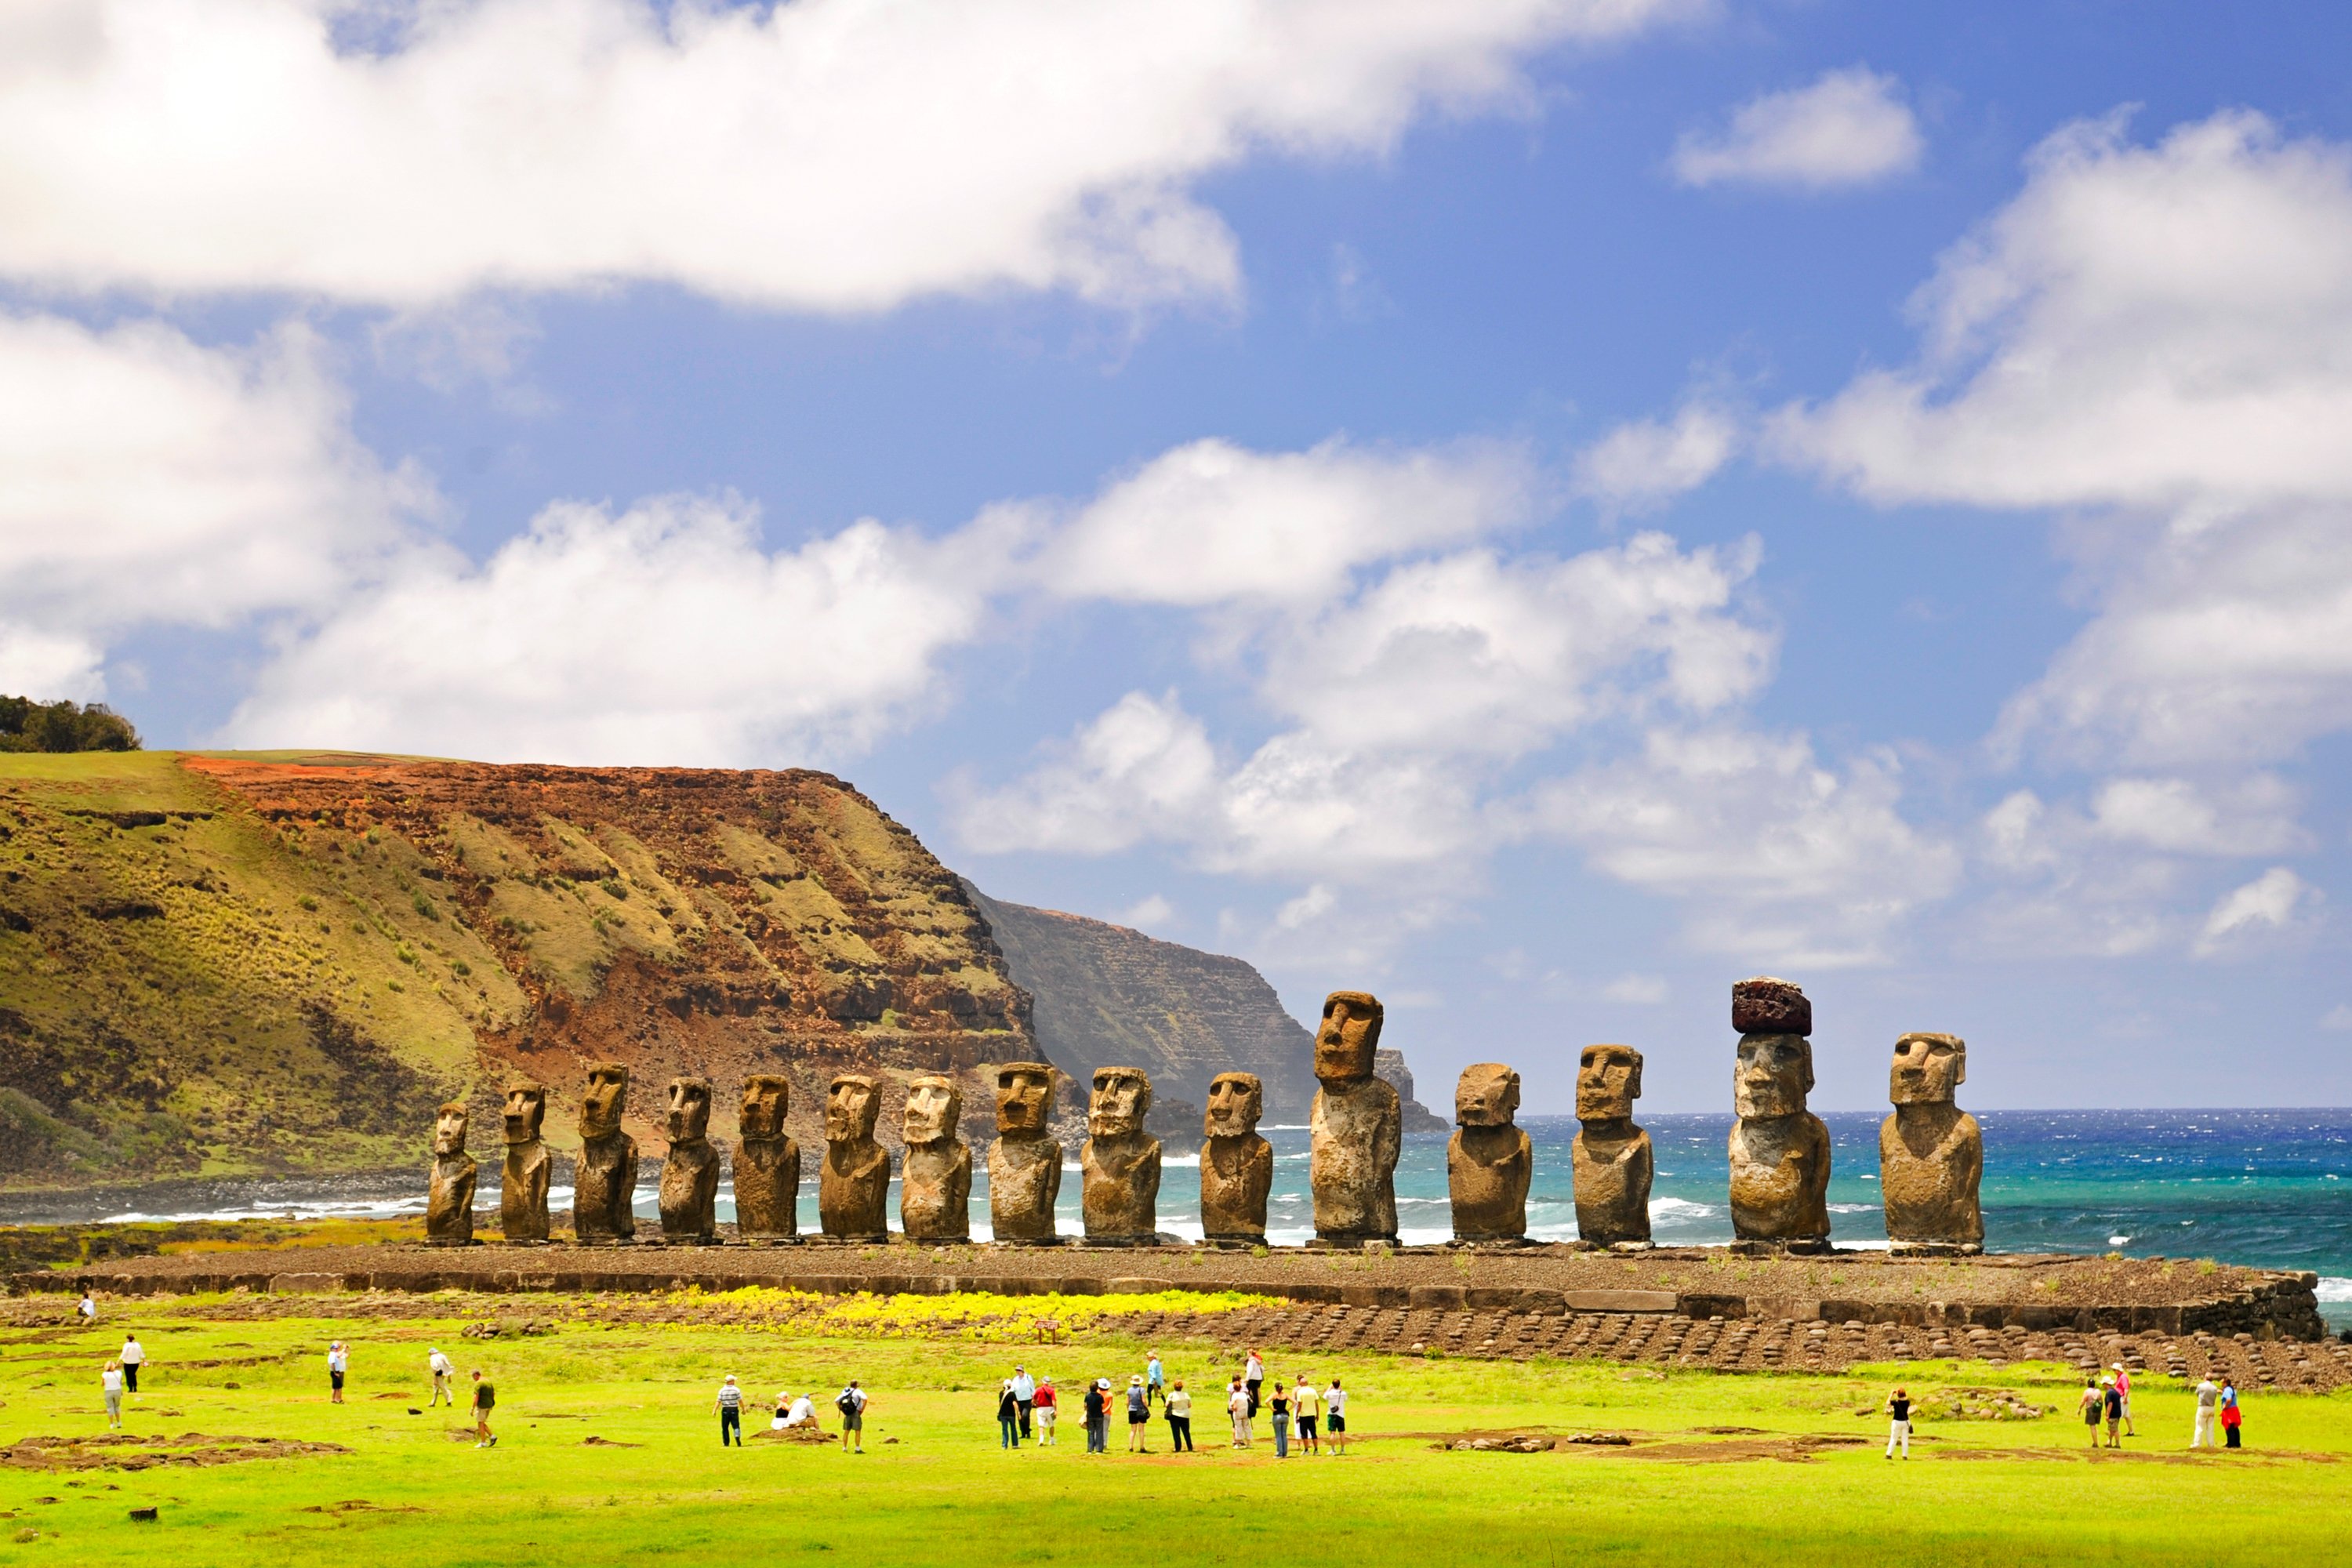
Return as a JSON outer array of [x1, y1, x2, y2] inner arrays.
[[1128, 1410, 1148, 1425], [843, 1410, 862, 1431], [1327, 1414, 1345, 1432], [330, 1370, 345, 1390], [1297, 1416, 1317, 1437]]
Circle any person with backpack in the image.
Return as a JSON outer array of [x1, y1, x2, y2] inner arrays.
[[1083, 1378, 1109, 1454], [1884, 1386, 1911, 1459], [2077, 1376, 2103, 1447], [997, 1379, 1022, 1449], [1164, 1377, 1193, 1452], [1126, 1374, 1151, 1452], [836, 1381, 869, 1452], [715, 1374, 744, 1446], [2220, 1378, 2242, 1449]]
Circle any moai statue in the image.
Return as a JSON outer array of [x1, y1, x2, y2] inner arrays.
[[574, 1062, 639, 1245], [658, 1076, 720, 1245], [987, 1062, 1063, 1245], [1570, 1044, 1653, 1248], [1727, 978, 1831, 1250], [1308, 991, 1400, 1247], [426, 1102, 478, 1246], [1880, 1033, 1984, 1254], [899, 1074, 971, 1242], [734, 1074, 802, 1244], [1447, 1064, 1530, 1243], [818, 1073, 891, 1241], [1200, 1071, 1272, 1244], [1081, 1066, 1162, 1244], [499, 1081, 551, 1243]]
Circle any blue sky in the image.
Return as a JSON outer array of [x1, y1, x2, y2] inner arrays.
[[7, 1, 2352, 1111]]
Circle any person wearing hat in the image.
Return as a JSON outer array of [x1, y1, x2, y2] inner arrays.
[[2100, 1374, 2123, 1448], [1033, 1376, 1058, 1445], [2111, 1363, 2136, 1436], [714, 1373, 744, 1446], [427, 1346, 456, 1406], [1125, 1374, 1151, 1452]]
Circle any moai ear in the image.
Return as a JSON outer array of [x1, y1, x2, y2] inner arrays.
[[1799, 1039, 1816, 1094], [1627, 1051, 1644, 1102], [1954, 1041, 1967, 1087]]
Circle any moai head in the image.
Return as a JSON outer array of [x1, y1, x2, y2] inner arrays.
[[666, 1076, 712, 1143], [1088, 1066, 1152, 1138], [826, 1073, 880, 1143], [1454, 1063, 1521, 1128], [502, 1081, 545, 1145], [580, 1062, 630, 1139], [994, 1062, 1056, 1137], [433, 1102, 470, 1156], [903, 1074, 962, 1145], [1890, 1033, 1965, 1106], [1203, 1072, 1264, 1138], [739, 1075, 792, 1141], [1733, 1033, 1813, 1120], [1577, 1044, 1644, 1121], [1314, 991, 1383, 1086]]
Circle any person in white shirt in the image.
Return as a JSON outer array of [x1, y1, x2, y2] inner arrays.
[[837, 1381, 869, 1453], [2191, 1377, 2220, 1449], [1291, 1377, 1320, 1454], [101, 1359, 125, 1429], [778, 1391, 818, 1431], [1325, 1378, 1348, 1455], [327, 1341, 349, 1404], [1226, 1378, 1252, 1448], [77, 1290, 96, 1324], [1011, 1365, 1036, 1439], [1243, 1350, 1265, 1416], [428, 1347, 456, 1407], [118, 1335, 146, 1396]]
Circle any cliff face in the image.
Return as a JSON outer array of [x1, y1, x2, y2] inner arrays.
[[0, 752, 1033, 1185], [964, 884, 1323, 1118]]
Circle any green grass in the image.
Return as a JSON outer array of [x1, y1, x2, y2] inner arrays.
[[2, 1297, 2344, 1566]]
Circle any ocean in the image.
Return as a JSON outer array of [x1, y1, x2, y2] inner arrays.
[[56, 1108, 2352, 1330]]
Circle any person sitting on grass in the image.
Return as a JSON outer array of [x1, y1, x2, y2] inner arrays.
[[1033, 1377, 1058, 1446], [1325, 1377, 1348, 1455], [1884, 1386, 1911, 1459], [716, 1374, 744, 1446], [837, 1381, 868, 1452], [470, 1368, 497, 1448], [779, 1389, 819, 1432]]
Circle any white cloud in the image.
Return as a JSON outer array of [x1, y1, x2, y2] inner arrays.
[[2321, 1004, 2352, 1033], [1671, 66, 1922, 191], [2194, 867, 2317, 956], [0, 312, 426, 699], [2087, 775, 2307, 856], [1572, 401, 1741, 510], [1601, 973, 1668, 1004], [954, 691, 1222, 856], [1115, 894, 1176, 931], [0, 0, 1690, 311]]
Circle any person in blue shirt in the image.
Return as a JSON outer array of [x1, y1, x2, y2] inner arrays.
[[1145, 1350, 1165, 1407]]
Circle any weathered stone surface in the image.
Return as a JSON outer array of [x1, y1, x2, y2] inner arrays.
[[1729, 1031, 1830, 1245], [1880, 1033, 1983, 1249], [657, 1077, 720, 1244], [818, 1073, 890, 1240], [1308, 992, 1400, 1245], [1200, 1071, 1272, 1241], [1080, 1066, 1161, 1240], [1732, 976, 1812, 1038], [1571, 1044, 1653, 1247], [733, 1075, 800, 1241], [899, 1074, 971, 1242], [426, 1102, 477, 1246], [573, 1062, 639, 1245], [987, 1062, 1062, 1243], [1447, 1064, 1530, 1241], [499, 1081, 551, 1243]]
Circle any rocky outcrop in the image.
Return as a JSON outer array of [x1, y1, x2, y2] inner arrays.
[[1376, 1047, 1450, 1134]]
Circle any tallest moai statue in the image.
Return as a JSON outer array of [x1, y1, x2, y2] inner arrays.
[[1726, 977, 1832, 1252], [1308, 991, 1400, 1247]]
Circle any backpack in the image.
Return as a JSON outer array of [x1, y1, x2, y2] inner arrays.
[[836, 1390, 858, 1417]]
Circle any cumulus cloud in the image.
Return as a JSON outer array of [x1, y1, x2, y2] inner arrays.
[[1572, 401, 1741, 510], [2194, 867, 2318, 956], [0, 311, 426, 699], [1671, 66, 1922, 191], [0, 0, 1689, 311]]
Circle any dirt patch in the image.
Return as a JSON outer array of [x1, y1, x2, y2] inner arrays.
[[1616, 1433, 1872, 1465], [0, 1433, 350, 1472], [581, 1435, 641, 1448], [300, 1499, 425, 1515]]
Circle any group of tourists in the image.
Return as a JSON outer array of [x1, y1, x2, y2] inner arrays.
[[989, 1348, 1349, 1458]]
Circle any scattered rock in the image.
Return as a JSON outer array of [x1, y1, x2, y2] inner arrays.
[[581, 1436, 640, 1448], [129, 1506, 158, 1522]]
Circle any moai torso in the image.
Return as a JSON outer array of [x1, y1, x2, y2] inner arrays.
[[1447, 1064, 1530, 1241], [1571, 1044, 1653, 1247], [499, 1083, 552, 1243], [1200, 1072, 1272, 1241], [426, 1103, 477, 1246], [575, 1063, 639, 1244], [657, 1077, 720, 1243], [1879, 1033, 1984, 1248], [733, 1075, 801, 1241], [987, 1062, 1062, 1243], [1081, 1067, 1161, 1240], [1308, 991, 1400, 1243], [819, 1074, 891, 1240], [899, 1075, 971, 1242]]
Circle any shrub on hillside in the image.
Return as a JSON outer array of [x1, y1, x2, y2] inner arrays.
[[0, 695, 141, 753]]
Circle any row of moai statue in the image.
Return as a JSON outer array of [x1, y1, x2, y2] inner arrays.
[[423, 978, 1980, 1251]]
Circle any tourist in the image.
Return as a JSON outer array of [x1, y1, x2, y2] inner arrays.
[[716, 1373, 744, 1446], [837, 1381, 869, 1452], [1883, 1386, 1910, 1459], [2220, 1378, 2241, 1449], [77, 1288, 96, 1324], [2077, 1376, 2103, 1447], [1083, 1377, 1109, 1454], [470, 1368, 496, 1448], [1145, 1348, 1165, 1407], [2192, 1375, 2220, 1449], [772, 1390, 793, 1432], [1292, 1374, 1319, 1455], [1034, 1377, 1058, 1445], [2111, 1363, 2136, 1436], [1126, 1374, 1152, 1452], [1226, 1377, 1250, 1448], [997, 1379, 1022, 1449], [1325, 1377, 1348, 1455], [427, 1346, 456, 1407], [780, 1389, 818, 1431], [1164, 1377, 1192, 1452], [327, 1340, 349, 1405], [1269, 1373, 1291, 1457], [1011, 1363, 1036, 1439], [1244, 1348, 1265, 1416], [2101, 1375, 2123, 1448], [101, 1358, 125, 1430], [119, 1333, 145, 1395]]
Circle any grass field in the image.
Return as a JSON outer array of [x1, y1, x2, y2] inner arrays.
[[2, 1295, 2345, 1566]]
